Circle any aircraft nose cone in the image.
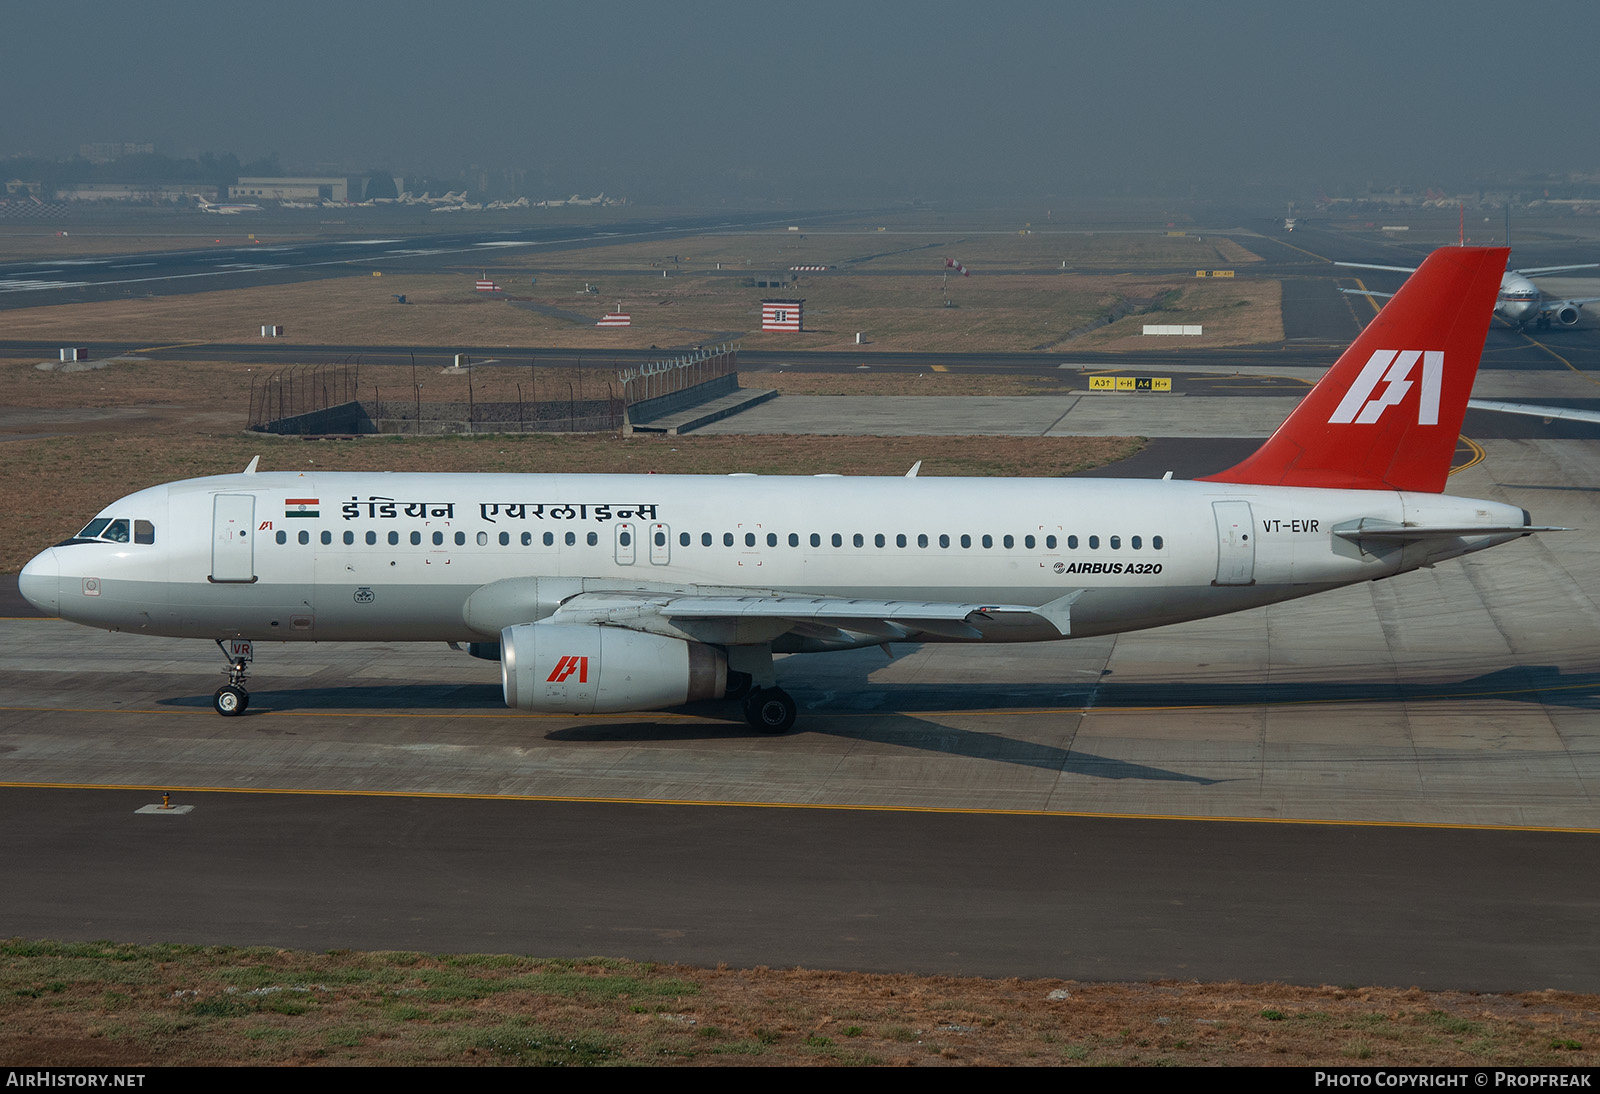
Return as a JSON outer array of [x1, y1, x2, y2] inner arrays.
[[18, 547, 61, 617]]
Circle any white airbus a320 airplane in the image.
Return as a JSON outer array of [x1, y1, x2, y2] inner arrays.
[[20, 247, 1548, 731]]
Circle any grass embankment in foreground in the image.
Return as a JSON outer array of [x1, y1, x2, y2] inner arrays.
[[1, 940, 1596, 1067]]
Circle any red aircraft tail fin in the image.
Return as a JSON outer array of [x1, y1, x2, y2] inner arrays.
[[1200, 246, 1508, 493]]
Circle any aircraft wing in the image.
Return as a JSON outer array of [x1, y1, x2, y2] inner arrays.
[[1467, 397, 1600, 424], [1334, 261, 1419, 274], [548, 590, 1083, 643], [1517, 264, 1600, 275], [1539, 297, 1600, 313]]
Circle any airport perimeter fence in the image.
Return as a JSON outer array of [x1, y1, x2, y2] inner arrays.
[[247, 363, 361, 429], [249, 344, 739, 436], [618, 342, 737, 406]]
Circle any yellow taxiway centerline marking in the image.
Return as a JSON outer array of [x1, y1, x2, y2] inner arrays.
[[1523, 333, 1600, 389], [1272, 237, 1332, 263], [1, 779, 1595, 834], [1351, 277, 1383, 316], [1450, 435, 1486, 476]]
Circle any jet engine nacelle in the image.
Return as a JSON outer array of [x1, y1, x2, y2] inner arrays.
[[500, 621, 726, 714], [1556, 304, 1583, 326]]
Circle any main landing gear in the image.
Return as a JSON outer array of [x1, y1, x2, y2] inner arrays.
[[213, 638, 251, 716], [743, 687, 797, 734], [725, 646, 797, 733]]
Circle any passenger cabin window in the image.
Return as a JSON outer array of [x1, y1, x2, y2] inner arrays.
[[276, 530, 287, 544]]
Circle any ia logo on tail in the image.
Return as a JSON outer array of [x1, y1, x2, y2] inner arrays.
[[1329, 350, 1443, 425]]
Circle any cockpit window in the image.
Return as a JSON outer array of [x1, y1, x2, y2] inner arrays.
[[70, 517, 153, 545]]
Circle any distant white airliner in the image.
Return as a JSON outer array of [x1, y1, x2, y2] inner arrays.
[[19, 248, 1547, 731], [195, 198, 263, 215], [1339, 259, 1600, 330]]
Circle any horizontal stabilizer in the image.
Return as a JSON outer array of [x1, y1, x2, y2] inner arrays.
[[1332, 518, 1562, 545]]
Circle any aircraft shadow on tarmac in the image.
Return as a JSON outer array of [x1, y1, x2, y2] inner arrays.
[[148, 663, 1600, 784], [543, 712, 1224, 784], [154, 663, 1600, 721]]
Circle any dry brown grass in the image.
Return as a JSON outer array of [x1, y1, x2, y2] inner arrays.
[[1071, 277, 1285, 349], [0, 229, 1284, 354], [1, 941, 1596, 1067]]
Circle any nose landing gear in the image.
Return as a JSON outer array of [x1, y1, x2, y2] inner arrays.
[[213, 638, 251, 716]]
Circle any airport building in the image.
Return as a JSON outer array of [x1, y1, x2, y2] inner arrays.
[[229, 176, 364, 203], [761, 299, 804, 332]]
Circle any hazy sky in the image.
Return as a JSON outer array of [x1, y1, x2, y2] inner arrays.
[[6, 1, 1598, 203]]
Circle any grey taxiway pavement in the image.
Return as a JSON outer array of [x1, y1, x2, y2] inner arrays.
[[4, 428, 1599, 987]]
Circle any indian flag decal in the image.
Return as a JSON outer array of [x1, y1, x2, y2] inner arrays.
[[285, 498, 320, 518]]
